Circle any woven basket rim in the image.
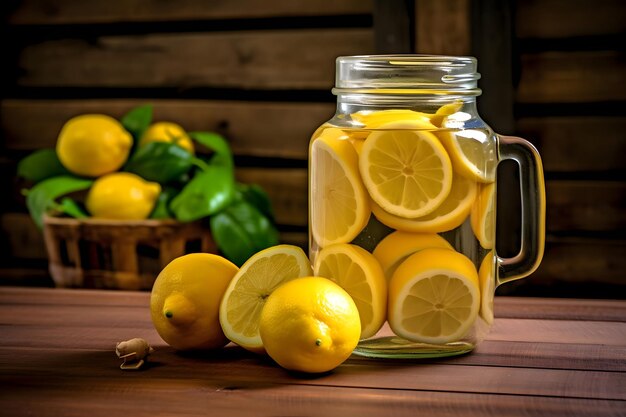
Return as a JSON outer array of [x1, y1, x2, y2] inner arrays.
[[43, 214, 184, 227]]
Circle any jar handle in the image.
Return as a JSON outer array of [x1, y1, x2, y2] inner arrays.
[[496, 135, 546, 285]]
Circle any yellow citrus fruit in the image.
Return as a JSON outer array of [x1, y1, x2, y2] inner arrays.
[[437, 128, 496, 183], [313, 243, 386, 339], [428, 101, 464, 128], [478, 251, 496, 325], [371, 174, 477, 233], [219, 244, 313, 353], [140, 121, 194, 154], [310, 128, 370, 247], [56, 114, 133, 177], [86, 172, 161, 220], [259, 276, 361, 373], [351, 109, 433, 128], [471, 182, 496, 249], [359, 121, 453, 218], [150, 253, 239, 350], [372, 231, 453, 281], [388, 248, 480, 344]]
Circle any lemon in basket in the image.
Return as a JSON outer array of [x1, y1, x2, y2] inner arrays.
[[86, 172, 161, 220], [140, 121, 195, 154], [150, 253, 239, 350], [56, 114, 133, 177]]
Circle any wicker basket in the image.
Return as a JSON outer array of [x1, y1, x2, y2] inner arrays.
[[43, 216, 216, 290]]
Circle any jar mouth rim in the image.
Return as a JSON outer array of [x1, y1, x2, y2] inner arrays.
[[334, 54, 481, 95], [337, 54, 477, 65]]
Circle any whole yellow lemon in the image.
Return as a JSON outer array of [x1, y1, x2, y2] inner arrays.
[[56, 114, 132, 177], [259, 276, 361, 373], [150, 253, 239, 350], [86, 172, 161, 220], [140, 122, 194, 154]]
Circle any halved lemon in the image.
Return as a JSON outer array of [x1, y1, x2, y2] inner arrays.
[[314, 243, 387, 339], [219, 244, 313, 353], [359, 121, 453, 218], [372, 231, 452, 281], [437, 128, 496, 183], [310, 128, 370, 248], [471, 182, 496, 249], [388, 248, 480, 344], [371, 174, 477, 233], [478, 251, 496, 325]]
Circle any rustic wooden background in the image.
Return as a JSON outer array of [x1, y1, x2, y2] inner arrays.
[[1, 0, 624, 297]]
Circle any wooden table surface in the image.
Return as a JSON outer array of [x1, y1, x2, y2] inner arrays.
[[0, 287, 624, 417]]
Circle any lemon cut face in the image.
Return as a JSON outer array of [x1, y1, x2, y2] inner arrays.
[[388, 248, 480, 344], [310, 128, 370, 248], [372, 174, 477, 234], [478, 252, 496, 325], [437, 129, 496, 183], [471, 182, 496, 249], [219, 245, 313, 353], [359, 122, 453, 219], [314, 243, 387, 339]]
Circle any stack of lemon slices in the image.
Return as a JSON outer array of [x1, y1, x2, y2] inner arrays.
[[307, 104, 498, 347]]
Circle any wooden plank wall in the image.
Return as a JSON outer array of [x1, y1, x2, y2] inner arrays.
[[0, 0, 375, 285], [2, 0, 624, 298], [512, 0, 626, 296], [416, 0, 626, 297]]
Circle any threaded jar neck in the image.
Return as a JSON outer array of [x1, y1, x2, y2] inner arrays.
[[332, 55, 482, 106]]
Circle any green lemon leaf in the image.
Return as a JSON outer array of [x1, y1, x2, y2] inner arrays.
[[150, 186, 178, 219], [121, 104, 153, 141], [210, 199, 280, 266], [17, 149, 70, 183], [26, 176, 93, 228], [170, 165, 235, 222], [56, 197, 89, 219], [236, 183, 275, 221], [125, 142, 193, 183], [188, 131, 233, 168]]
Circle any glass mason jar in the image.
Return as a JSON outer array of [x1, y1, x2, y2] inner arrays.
[[308, 55, 545, 358]]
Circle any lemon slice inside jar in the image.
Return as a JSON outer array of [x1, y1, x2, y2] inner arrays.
[[358, 121, 453, 219], [310, 128, 371, 248], [388, 248, 480, 344], [314, 243, 387, 339]]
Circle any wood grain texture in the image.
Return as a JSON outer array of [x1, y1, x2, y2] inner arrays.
[[1, 287, 622, 319], [517, 51, 626, 103], [3, 374, 623, 417], [0, 288, 625, 416], [414, 0, 471, 55], [470, 0, 515, 134], [1, 99, 331, 159], [546, 181, 626, 233], [374, 0, 412, 53], [529, 238, 626, 286], [516, 0, 626, 38], [517, 117, 626, 172], [15, 29, 374, 89], [5, 0, 373, 25]]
